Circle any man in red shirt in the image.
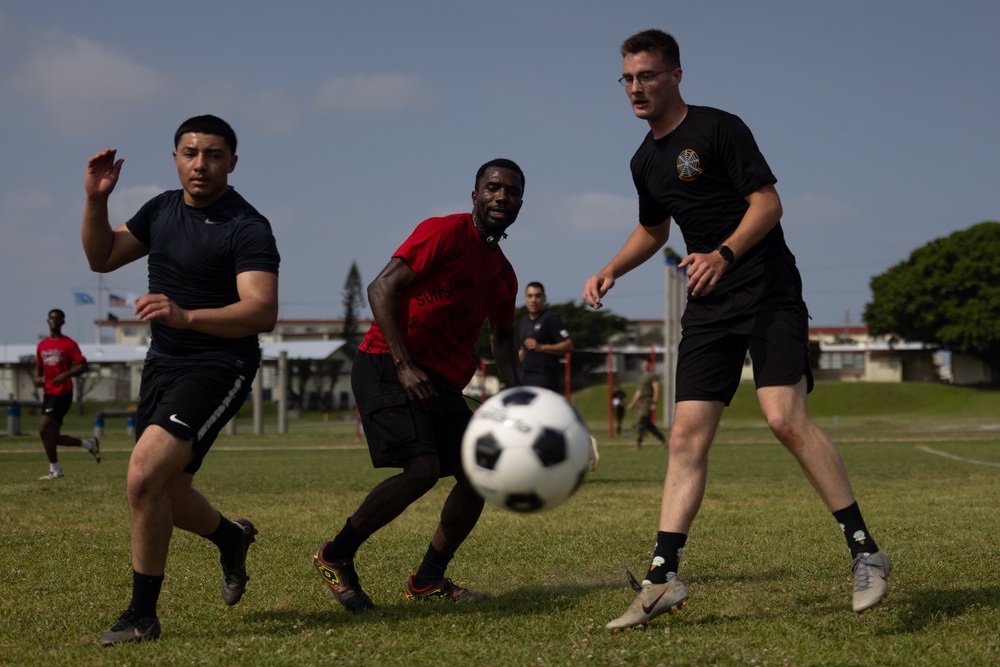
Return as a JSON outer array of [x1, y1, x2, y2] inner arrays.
[[34, 308, 100, 479], [313, 159, 523, 611]]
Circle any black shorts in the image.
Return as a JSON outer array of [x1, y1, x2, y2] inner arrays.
[[676, 265, 813, 406], [136, 354, 257, 474], [521, 369, 560, 393], [351, 351, 472, 476], [41, 394, 73, 422]]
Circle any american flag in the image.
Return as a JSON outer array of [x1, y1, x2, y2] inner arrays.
[[109, 294, 127, 307]]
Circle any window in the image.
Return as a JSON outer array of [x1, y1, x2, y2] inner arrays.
[[819, 352, 865, 370]]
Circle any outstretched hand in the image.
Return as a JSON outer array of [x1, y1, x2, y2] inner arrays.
[[583, 273, 616, 310], [85, 149, 124, 200]]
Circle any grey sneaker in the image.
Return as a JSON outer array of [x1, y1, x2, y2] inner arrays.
[[852, 549, 891, 613], [39, 470, 64, 480], [99, 608, 161, 647], [220, 519, 258, 606], [88, 437, 101, 464], [606, 569, 689, 630]]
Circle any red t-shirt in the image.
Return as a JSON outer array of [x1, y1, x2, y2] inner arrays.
[[36, 335, 86, 396], [359, 213, 517, 390]]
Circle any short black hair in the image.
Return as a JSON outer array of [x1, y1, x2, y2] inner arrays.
[[620, 29, 681, 69], [475, 158, 525, 190], [526, 282, 545, 294], [48, 309, 65, 319], [174, 115, 238, 154]]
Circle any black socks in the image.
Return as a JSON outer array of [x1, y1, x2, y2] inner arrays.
[[129, 571, 164, 618], [644, 531, 687, 584], [203, 513, 243, 556], [323, 517, 368, 562], [833, 501, 879, 558], [413, 544, 452, 589]]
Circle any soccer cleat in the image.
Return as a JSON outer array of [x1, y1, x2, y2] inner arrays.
[[99, 608, 162, 647], [605, 569, 689, 630], [220, 518, 258, 606], [313, 543, 375, 611], [39, 470, 64, 480], [405, 574, 491, 602], [88, 437, 101, 464], [852, 549, 892, 614]]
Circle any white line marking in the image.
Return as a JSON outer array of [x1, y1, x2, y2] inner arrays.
[[915, 444, 1000, 468]]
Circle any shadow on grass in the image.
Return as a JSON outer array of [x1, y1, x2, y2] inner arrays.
[[685, 566, 790, 587], [886, 585, 1000, 634], [241, 582, 613, 635]]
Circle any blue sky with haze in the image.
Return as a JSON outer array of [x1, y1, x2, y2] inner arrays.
[[1, 1, 997, 345]]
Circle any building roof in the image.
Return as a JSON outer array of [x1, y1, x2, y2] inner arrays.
[[1, 341, 347, 364]]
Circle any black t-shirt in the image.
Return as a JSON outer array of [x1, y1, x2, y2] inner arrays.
[[126, 188, 280, 359], [519, 309, 570, 389], [631, 105, 795, 297]]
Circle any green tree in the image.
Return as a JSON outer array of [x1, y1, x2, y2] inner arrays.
[[341, 261, 367, 353], [863, 221, 1000, 375]]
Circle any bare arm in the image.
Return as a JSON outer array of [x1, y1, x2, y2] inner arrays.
[[81, 149, 149, 272], [52, 361, 89, 388], [522, 337, 574, 356], [678, 184, 783, 297], [627, 386, 640, 410], [583, 221, 671, 309], [367, 258, 438, 408], [133, 270, 278, 338], [490, 321, 520, 387]]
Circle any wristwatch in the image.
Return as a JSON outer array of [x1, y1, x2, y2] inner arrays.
[[715, 244, 735, 265]]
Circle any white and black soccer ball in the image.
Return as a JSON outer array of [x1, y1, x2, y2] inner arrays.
[[461, 386, 592, 513]]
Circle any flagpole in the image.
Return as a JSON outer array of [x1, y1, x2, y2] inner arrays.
[[97, 275, 104, 343]]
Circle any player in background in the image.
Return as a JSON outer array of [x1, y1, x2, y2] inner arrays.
[[611, 384, 627, 436], [34, 308, 100, 479], [82, 115, 280, 646], [518, 282, 574, 391], [518, 282, 599, 470], [583, 29, 890, 629], [628, 359, 666, 449], [313, 159, 523, 611]]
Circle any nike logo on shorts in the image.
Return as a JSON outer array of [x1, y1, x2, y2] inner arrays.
[[44, 408, 54, 413], [169, 414, 192, 428]]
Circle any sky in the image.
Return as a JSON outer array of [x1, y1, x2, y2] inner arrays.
[[1, 1, 998, 346]]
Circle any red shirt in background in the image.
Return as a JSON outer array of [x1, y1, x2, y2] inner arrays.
[[36, 335, 86, 396]]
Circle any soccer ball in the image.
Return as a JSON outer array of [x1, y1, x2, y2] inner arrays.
[[461, 386, 592, 513]]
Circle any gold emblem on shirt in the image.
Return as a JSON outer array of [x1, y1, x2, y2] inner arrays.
[[676, 149, 702, 181]]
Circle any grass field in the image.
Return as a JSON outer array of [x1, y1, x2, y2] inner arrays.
[[1, 382, 998, 666]]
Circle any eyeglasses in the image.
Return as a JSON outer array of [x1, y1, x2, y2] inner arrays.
[[618, 68, 677, 87]]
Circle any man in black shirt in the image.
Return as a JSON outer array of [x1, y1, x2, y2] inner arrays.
[[82, 115, 280, 646], [583, 30, 889, 629], [518, 282, 573, 392]]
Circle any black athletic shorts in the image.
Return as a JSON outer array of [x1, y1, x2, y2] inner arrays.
[[521, 370, 560, 393], [351, 351, 472, 476], [676, 262, 814, 406], [135, 353, 257, 474], [41, 394, 73, 422]]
